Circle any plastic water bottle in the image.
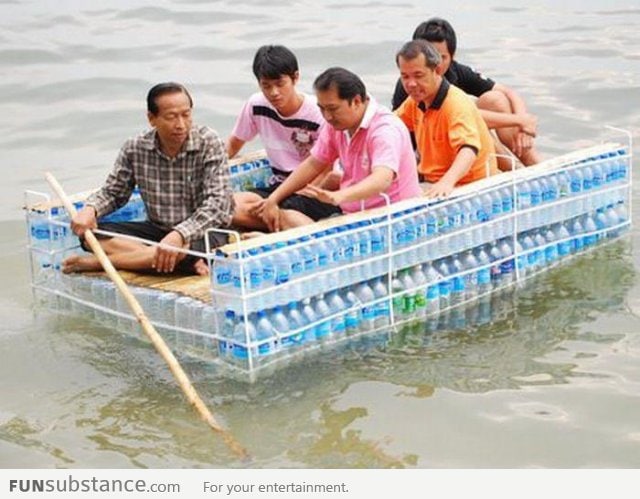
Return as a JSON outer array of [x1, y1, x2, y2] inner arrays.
[[273, 241, 291, 299], [553, 223, 572, 258], [284, 301, 306, 349], [422, 263, 442, 316], [255, 309, 277, 358], [355, 281, 376, 331], [569, 218, 585, 253], [557, 170, 571, 199], [569, 166, 583, 195], [371, 277, 391, 327], [300, 298, 319, 343], [519, 232, 536, 273], [488, 242, 503, 289], [342, 288, 361, 334], [582, 165, 594, 191], [498, 239, 515, 286], [604, 204, 620, 237], [533, 231, 547, 269], [218, 309, 237, 357], [461, 250, 479, 301], [326, 290, 347, 336], [475, 246, 492, 295], [231, 315, 255, 364], [582, 215, 598, 247], [449, 255, 466, 306], [517, 180, 532, 210], [270, 305, 290, 349], [313, 294, 333, 340], [515, 240, 527, 279], [354, 223, 372, 280], [396, 269, 417, 319], [435, 259, 452, 310]]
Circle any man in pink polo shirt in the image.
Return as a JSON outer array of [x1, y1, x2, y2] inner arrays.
[[260, 67, 421, 231]]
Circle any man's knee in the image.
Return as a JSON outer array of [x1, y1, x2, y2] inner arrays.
[[477, 90, 512, 113]]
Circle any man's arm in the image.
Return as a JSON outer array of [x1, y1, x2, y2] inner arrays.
[[72, 143, 135, 236], [226, 135, 246, 159], [261, 155, 330, 231], [425, 146, 477, 198], [306, 166, 393, 206]]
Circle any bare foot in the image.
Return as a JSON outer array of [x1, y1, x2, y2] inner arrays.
[[62, 254, 101, 274], [240, 231, 266, 240], [193, 258, 210, 276]]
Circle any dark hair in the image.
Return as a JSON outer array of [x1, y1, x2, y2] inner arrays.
[[313, 67, 367, 102], [147, 82, 193, 115], [412, 17, 457, 57], [252, 45, 299, 80], [395, 40, 441, 69]]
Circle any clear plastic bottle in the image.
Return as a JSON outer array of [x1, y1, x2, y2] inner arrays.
[[313, 294, 333, 340], [461, 250, 479, 301], [371, 277, 391, 327], [283, 301, 306, 350], [474, 246, 492, 295], [355, 281, 376, 331], [435, 259, 452, 311], [326, 290, 347, 337]]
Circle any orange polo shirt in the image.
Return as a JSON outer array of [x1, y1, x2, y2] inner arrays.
[[396, 79, 498, 184]]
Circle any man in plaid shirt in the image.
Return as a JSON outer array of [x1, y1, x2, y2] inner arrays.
[[63, 82, 234, 276]]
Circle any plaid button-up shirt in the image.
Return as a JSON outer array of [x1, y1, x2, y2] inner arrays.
[[87, 125, 234, 243]]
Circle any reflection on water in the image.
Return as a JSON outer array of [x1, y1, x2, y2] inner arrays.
[[1, 0, 640, 468]]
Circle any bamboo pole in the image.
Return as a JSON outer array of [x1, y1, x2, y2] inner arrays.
[[45, 172, 249, 460]]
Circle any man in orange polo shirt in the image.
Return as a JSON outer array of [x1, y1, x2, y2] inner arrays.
[[395, 39, 498, 198]]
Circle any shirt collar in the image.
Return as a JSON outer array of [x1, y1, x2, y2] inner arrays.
[[342, 96, 377, 140], [417, 78, 450, 112]]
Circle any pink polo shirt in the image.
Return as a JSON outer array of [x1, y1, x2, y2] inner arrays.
[[310, 98, 421, 213]]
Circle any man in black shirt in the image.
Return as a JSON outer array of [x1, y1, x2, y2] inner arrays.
[[392, 18, 541, 169]]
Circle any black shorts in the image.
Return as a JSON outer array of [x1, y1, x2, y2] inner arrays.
[[250, 185, 342, 222], [80, 221, 228, 274]]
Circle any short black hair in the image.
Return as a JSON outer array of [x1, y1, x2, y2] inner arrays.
[[147, 82, 193, 115], [252, 45, 299, 80], [412, 17, 457, 57], [313, 67, 367, 102], [396, 40, 441, 69]]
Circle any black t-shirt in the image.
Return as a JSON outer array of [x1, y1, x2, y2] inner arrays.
[[392, 60, 495, 110]]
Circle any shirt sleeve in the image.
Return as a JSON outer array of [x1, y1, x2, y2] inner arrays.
[[309, 122, 339, 166], [230, 95, 259, 142], [173, 132, 235, 243], [85, 141, 135, 218], [454, 63, 495, 97], [367, 123, 403, 176], [447, 98, 483, 154]]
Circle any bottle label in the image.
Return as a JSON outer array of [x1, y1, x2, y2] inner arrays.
[[452, 276, 465, 292], [291, 260, 303, 275], [426, 285, 439, 300], [263, 264, 275, 283], [249, 269, 262, 289], [316, 321, 331, 338], [318, 252, 329, 267], [499, 259, 515, 274], [275, 270, 289, 285], [477, 268, 491, 284], [362, 306, 376, 320], [215, 268, 231, 286]]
